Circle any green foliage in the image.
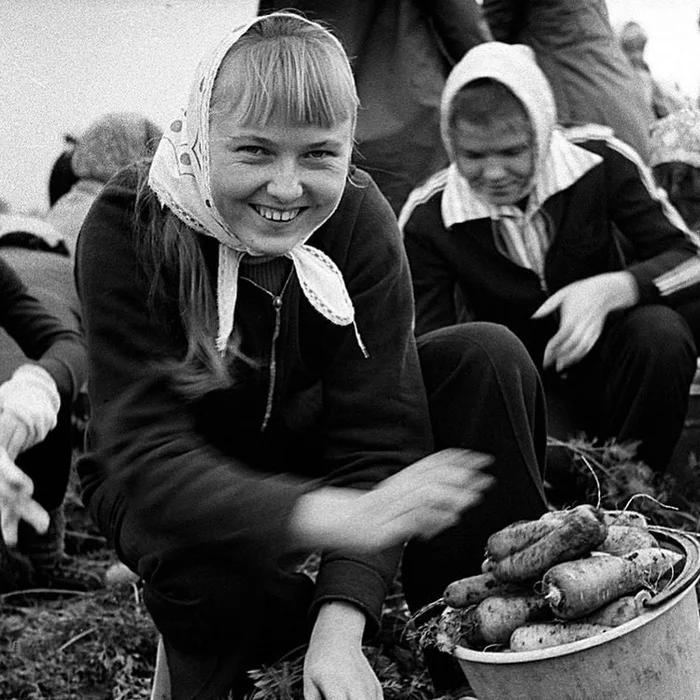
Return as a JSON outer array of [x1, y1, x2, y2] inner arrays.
[[548, 435, 700, 530], [0, 583, 157, 699]]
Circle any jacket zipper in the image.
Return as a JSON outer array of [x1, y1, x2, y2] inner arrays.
[[241, 272, 293, 432]]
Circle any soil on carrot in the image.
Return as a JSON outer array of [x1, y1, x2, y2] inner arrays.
[[2, 437, 700, 700]]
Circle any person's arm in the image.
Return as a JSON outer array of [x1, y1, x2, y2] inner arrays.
[[401, 195, 463, 336], [299, 173, 493, 699], [419, 0, 492, 64], [600, 138, 700, 305], [480, 0, 526, 43], [305, 171, 434, 633], [0, 258, 85, 403], [533, 137, 700, 372]]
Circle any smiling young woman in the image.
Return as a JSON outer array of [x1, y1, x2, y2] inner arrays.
[[74, 12, 548, 700]]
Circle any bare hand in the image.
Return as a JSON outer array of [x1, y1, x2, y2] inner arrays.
[[0, 446, 49, 546], [532, 272, 638, 372], [290, 448, 495, 552], [304, 602, 382, 700]]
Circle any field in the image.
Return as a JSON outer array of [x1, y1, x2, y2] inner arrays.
[[2, 437, 700, 700]]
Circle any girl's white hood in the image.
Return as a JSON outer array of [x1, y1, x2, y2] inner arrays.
[[440, 41, 558, 187]]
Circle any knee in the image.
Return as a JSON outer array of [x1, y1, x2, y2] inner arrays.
[[615, 306, 696, 368], [417, 322, 537, 383]]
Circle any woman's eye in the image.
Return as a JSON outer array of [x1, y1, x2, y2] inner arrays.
[[306, 149, 333, 159], [238, 145, 267, 156]]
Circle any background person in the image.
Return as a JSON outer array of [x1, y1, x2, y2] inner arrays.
[[400, 41, 700, 483], [650, 107, 700, 233], [0, 253, 88, 592], [46, 111, 162, 256]]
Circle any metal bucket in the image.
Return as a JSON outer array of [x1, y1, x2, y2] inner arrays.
[[453, 528, 700, 700]]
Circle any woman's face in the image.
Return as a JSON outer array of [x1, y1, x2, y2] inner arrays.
[[209, 109, 353, 257], [451, 112, 535, 206]]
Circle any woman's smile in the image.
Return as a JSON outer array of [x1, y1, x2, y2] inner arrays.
[[251, 204, 305, 223]]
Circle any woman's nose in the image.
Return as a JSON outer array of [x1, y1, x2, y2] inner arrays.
[[266, 160, 303, 201], [482, 158, 507, 180]]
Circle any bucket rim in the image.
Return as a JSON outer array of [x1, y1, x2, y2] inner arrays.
[[453, 527, 700, 665]]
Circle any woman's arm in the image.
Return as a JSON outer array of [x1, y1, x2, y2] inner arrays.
[[0, 258, 85, 401], [600, 138, 700, 305]]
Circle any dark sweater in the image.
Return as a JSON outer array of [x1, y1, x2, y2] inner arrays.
[[75, 166, 432, 635]]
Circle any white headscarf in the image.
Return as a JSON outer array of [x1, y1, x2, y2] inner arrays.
[[148, 13, 364, 354]]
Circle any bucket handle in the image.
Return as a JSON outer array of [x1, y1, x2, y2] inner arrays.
[[644, 527, 700, 608]]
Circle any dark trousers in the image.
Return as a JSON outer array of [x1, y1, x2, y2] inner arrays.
[[147, 323, 548, 699], [402, 323, 549, 690], [543, 304, 697, 473], [16, 399, 74, 513]]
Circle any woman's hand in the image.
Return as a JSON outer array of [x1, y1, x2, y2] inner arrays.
[[290, 448, 494, 552], [532, 271, 639, 372], [304, 601, 382, 700], [0, 446, 49, 546], [0, 364, 60, 459]]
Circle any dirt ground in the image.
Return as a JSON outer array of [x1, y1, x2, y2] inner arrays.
[[2, 437, 700, 699]]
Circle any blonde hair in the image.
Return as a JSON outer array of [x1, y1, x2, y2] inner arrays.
[[211, 13, 358, 131], [136, 12, 358, 399]]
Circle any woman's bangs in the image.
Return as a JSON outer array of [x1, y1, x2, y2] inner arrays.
[[221, 37, 357, 128]]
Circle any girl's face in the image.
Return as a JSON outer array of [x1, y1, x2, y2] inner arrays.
[[451, 112, 535, 206], [209, 109, 353, 257]]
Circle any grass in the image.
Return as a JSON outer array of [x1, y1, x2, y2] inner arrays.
[[2, 435, 700, 699]]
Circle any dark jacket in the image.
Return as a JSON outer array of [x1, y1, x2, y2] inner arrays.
[[75, 166, 432, 634], [401, 136, 700, 363]]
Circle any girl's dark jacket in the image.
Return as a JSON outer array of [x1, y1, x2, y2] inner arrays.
[[401, 135, 700, 364], [75, 166, 432, 636]]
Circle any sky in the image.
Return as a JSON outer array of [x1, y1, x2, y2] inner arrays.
[[1, 0, 699, 214]]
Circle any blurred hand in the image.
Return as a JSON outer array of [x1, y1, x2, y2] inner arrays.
[[290, 448, 495, 553], [532, 272, 639, 372], [0, 446, 49, 546]]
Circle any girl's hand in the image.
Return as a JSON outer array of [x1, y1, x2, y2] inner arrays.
[[304, 601, 382, 700], [532, 272, 639, 372], [290, 448, 494, 552], [0, 364, 60, 458], [0, 446, 49, 546]]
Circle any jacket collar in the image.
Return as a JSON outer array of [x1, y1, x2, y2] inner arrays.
[[442, 129, 603, 227]]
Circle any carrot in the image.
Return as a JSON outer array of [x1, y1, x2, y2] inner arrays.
[[481, 557, 496, 573], [542, 548, 682, 619], [602, 510, 648, 529], [623, 546, 684, 581], [461, 593, 552, 647], [596, 525, 658, 556], [486, 514, 565, 561], [443, 572, 525, 608], [581, 589, 652, 627], [509, 622, 612, 651], [492, 505, 607, 583]]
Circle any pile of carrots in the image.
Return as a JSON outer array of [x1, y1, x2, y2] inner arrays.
[[435, 505, 683, 652]]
